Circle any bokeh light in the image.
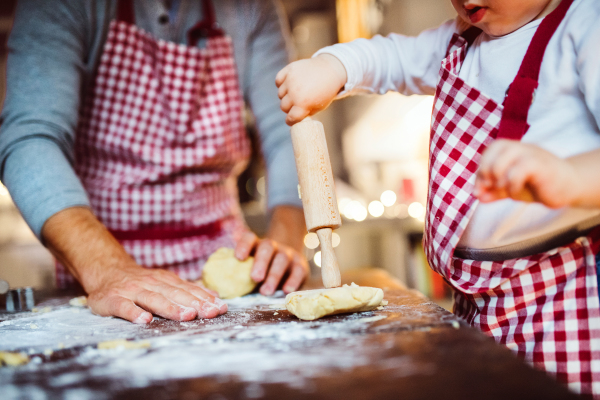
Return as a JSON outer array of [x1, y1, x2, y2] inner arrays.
[[408, 202, 425, 219], [332, 232, 340, 248], [304, 232, 320, 249], [256, 176, 266, 196], [380, 190, 397, 207], [314, 251, 321, 267], [368, 201, 384, 217]]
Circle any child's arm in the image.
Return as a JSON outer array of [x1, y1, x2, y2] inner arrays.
[[475, 140, 600, 209], [276, 20, 458, 125]]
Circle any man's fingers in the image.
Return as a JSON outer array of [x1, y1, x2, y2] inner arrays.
[[275, 67, 288, 87], [192, 280, 220, 298], [235, 231, 258, 260], [175, 281, 228, 316], [89, 294, 153, 324], [154, 283, 223, 318], [285, 106, 309, 126], [250, 239, 276, 283], [260, 251, 291, 296], [135, 290, 197, 321], [282, 257, 308, 294]]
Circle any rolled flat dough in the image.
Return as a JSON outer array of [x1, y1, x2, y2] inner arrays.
[[201, 247, 257, 299], [285, 283, 385, 321]]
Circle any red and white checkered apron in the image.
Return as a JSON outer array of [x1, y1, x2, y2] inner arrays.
[[423, 0, 600, 396], [56, 0, 250, 287]]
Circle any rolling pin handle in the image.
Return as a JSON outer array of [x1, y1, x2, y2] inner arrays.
[[316, 228, 341, 288]]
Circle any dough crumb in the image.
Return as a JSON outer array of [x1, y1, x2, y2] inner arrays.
[[199, 247, 256, 299], [97, 339, 151, 350], [452, 321, 460, 329], [69, 296, 88, 307], [286, 285, 384, 321], [376, 306, 384, 310], [380, 300, 389, 306], [0, 351, 29, 367], [43, 349, 53, 357], [29, 324, 38, 329], [273, 312, 279, 315]]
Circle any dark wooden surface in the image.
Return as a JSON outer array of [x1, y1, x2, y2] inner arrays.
[[0, 270, 578, 400]]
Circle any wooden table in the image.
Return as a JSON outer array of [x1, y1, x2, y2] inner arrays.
[[0, 270, 578, 400]]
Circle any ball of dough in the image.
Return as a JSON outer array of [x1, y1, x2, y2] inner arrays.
[[285, 283, 384, 320], [201, 247, 256, 299]]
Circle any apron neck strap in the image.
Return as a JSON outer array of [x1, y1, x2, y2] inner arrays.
[[497, 0, 574, 140], [187, 0, 225, 45], [461, 26, 483, 47], [116, 0, 135, 24], [115, 0, 224, 44]]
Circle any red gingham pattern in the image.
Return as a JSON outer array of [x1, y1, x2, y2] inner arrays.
[[57, 19, 250, 283], [424, 33, 600, 397]]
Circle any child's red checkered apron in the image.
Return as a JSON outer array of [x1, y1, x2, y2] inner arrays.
[[423, 0, 600, 396], [56, 0, 250, 287]]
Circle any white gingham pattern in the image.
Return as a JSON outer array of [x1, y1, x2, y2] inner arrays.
[[57, 18, 250, 285], [424, 33, 600, 397]]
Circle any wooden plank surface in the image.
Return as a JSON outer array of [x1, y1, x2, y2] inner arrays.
[[0, 270, 577, 400]]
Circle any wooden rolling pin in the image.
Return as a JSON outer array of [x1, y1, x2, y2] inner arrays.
[[290, 118, 342, 288]]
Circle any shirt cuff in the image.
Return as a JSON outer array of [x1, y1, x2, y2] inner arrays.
[[313, 44, 363, 97], [2, 138, 90, 239]]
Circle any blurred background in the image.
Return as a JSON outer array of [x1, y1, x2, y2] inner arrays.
[[0, 0, 456, 306]]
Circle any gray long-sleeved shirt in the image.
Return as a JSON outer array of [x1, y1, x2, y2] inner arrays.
[[0, 0, 301, 239]]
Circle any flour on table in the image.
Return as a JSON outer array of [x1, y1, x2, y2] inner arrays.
[[0, 291, 434, 400]]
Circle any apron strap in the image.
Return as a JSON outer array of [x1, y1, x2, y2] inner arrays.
[[187, 0, 225, 45], [115, 0, 224, 44], [116, 0, 135, 24], [497, 0, 574, 140], [461, 26, 483, 47]]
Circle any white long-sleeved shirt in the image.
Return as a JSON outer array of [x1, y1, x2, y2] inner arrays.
[[317, 0, 600, 255]]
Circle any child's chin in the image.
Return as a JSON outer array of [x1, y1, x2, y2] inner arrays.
[[480, 23, 524, 38]]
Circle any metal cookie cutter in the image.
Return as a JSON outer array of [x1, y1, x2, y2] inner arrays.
[[1, 280, 35, 312]]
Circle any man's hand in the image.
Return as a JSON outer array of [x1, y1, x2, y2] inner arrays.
[[475, 140, 593, 208], [276, 54, 347, 126], [234, 206, 308, 295], [42, 207, 227, 324]]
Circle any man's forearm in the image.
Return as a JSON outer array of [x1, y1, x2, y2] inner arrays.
[[267, 205, 306, 252], [41, 207, 138, 292]]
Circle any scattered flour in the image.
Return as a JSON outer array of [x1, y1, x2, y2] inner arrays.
[[0, 292, 438, 399]]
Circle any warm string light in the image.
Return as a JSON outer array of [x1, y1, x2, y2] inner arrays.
[[314, 251, 322, 267], [380, 190, 396, 206], [304, 232, 341, 249], [368, 200, 384, 217]]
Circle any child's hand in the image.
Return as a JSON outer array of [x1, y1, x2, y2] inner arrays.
[[475, 140, 581, 208], [275, 54, 347, 126]]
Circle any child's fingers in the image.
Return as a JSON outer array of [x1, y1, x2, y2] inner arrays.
[[478, 140, 512, 177], [480, 141, 521, 190], [275, 66, 289, 87], [280, 95, 293, 113], [285, 106, 309, 126], [505, 158, 534, 199], [478, 187, 509, 203], [277, 83, 288, 100]]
